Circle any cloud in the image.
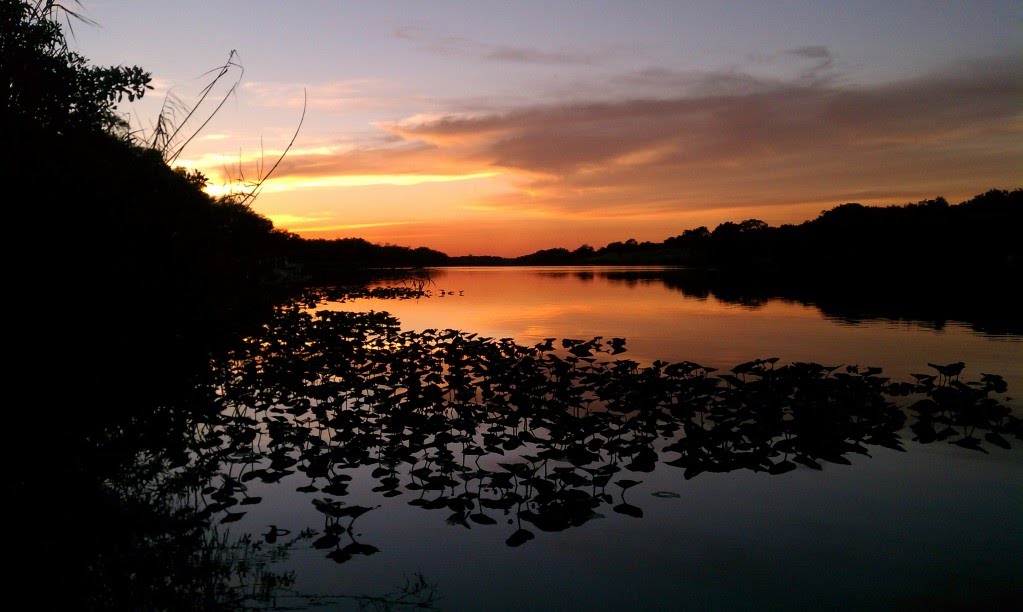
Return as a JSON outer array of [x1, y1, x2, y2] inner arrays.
[[263, 213, 332, 227], [483, 45, 593, 65], [787, 45, 835, 82], [394, 25, 593, 65], [373, 55, 1019, 214], [241, 79, 413, 112], [226, 54, 1018, 233], [270, 219, 422, 233], [788, 46, 831, 60], [268, 140, 477, 179], [256, 172, 498, 192]]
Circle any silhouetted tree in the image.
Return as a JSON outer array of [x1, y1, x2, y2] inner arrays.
[[0, 0, 151, 134]]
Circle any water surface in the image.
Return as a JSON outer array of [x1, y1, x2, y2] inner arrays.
[[117, 267, 1020, 610], [217, 266, 1017, 609], [332, 266, 1021, 402]]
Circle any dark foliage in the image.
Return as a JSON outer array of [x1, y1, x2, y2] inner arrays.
[[3, 3, 1017, 606], [487, 189, 1022, 277], [0, 0, 151, 134], [287, 237, 449, 280]]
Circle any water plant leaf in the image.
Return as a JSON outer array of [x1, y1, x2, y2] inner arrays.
[[651, 491, 681, 499], [326, 549, 352, 564], [446, 512, 471, 528], [768, 460, 797, 475], [985, 431, 1011, 449], [613, 503, 643, 518], [321, 483, 349, 496], [506, 529, 535, 547], [220, 511, 246, 524], [793, 455, 822, 470], [469, 513, 497, 525], [342, 542, 380, 556], [951, 436, 987, 453], [313, 533, 340, 549]]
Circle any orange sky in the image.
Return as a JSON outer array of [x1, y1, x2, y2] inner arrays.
[[193, 59, 1020, 256], [82, 2, 1021, 257]]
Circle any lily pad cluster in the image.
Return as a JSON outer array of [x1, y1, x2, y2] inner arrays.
[[141, 288, 1021, 561]]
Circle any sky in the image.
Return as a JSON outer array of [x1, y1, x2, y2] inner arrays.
[[74, 1, 1021, 256]]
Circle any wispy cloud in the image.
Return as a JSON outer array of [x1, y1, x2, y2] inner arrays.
[[241, 79, 411, 112], [264, 213, 332, 227], [483, 45, 593, 65], [394, 25, 594, 65], [268, 218, 422, 233], [257, 172, 498, 192], [787, 45, 836, 82]]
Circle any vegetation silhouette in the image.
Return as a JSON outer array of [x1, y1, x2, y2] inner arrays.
[[488, 189, 1021, 278], [61, 285, 1015, 607], [5, 2, 1018, 607]]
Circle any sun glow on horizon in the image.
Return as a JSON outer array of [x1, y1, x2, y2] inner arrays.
[[268, 218, 423, 233], [202, 171, 501, 198]]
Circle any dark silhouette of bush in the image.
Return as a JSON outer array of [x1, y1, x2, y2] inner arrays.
[[288, 237, 449, 278], [0, 0, 151, 135], [3, 6, 298, 596]]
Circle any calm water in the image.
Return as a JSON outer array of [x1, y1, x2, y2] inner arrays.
[[202, 267, 1021, 610], [332, 266, 1022, 402]]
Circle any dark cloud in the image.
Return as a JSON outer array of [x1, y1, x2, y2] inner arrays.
[[383, 55, 1019, 212], [788, 45, 832, 60]]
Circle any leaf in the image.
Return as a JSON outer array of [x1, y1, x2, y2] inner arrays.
[[335, 505, 376, 519], [445, 512, 470, 529], [768, 460, 797, 475], [651, 491, 681, 499], [506, 528, 535, 547], [342, 542, 380, 556], [951, 436, 988, 453], [240, 469, 266, 482], [469, 513, 498, 525], [985, 431, 1011, 450], [793, 455, 822, 470], [220, 511, 245, 524], [613, 503, 643, 518], [321, 483, 349, 496], [313, 533, 340, 549]]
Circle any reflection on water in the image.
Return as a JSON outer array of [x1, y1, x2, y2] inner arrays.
[[87, 284, 1023, 609], [332, 267, 1022, 406]]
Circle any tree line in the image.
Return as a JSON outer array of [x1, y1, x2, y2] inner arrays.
[[496, 189, 1021, 278]]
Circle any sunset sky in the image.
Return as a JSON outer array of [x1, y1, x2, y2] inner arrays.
[[76, 1, 1020, 256]]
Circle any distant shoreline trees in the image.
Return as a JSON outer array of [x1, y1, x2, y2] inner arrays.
[[468, 189, 1021, 277]]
